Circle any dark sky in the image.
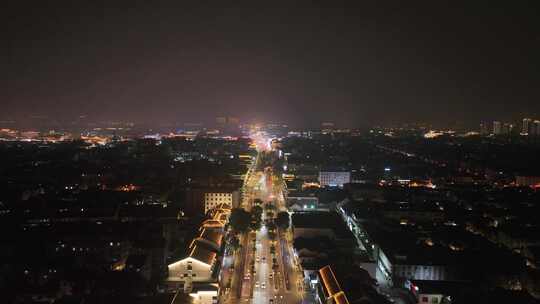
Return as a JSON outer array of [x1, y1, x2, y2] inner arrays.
[[2, 1, 540, 127]]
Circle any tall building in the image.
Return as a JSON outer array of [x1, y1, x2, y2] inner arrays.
[[215, 117, 227, 125], [479, 122, 489, 135], [215, 116, 240, 136], [502, 123, 514, 135], [522, 118, 532, 135], [532, 120, 540, 136], [215, 116, 239, 126], [227, 117, 240, 125], [493, 121, 502, 135]]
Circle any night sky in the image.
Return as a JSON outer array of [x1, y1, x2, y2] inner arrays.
[[3, 2, 540, 127]]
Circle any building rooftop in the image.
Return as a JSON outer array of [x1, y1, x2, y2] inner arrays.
[[288, 189, 318, 198], [190, 228, 223, 251], [318, 265, 350, 304], [83, 294, 194, 304], [319, 265, 341, 296], [412, 280, 472, 296], [188, 245, 217, 266], [199, 228, 223, 247], [202, 219, 225, 228], [292, 211, 354, 240], [334, 292, 350, 304], [320, 166, 350, 172], [363, 221, 525, 276], [363, 222, 458, 266]]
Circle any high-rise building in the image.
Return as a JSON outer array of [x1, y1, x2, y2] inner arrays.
[[479, 122, 489, 135], [215, 117, 227, 125], [522, 118, 532, 135], [502, 123, 514, 135], [215, 116, 240, 136], [216, 116, 239, 126], [532, 120, 540, 136], [493, 121, 502, 135]]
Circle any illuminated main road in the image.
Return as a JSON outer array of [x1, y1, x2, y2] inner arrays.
[[220, 132, 305, 304]]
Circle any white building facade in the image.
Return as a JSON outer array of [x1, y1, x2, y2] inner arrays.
[[319, 171, 351, 188], [204, 191, 239, 214], [167, 246, 217, 283]]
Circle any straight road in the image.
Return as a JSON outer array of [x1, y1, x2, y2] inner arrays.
[[221, 134, 304, 304]]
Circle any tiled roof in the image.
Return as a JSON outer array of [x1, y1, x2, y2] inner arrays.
[[318, 265, 349, 304], [189, 245, 217, 266]]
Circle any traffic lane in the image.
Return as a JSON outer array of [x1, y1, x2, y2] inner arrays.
[[257, 226, 286, 304], [253, 228, 270, 304], [279, 241, 304, 304], [219, 252, 236, 299], [239, 233, 252, 299]]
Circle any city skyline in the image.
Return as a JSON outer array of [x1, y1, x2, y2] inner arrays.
[[3, 113, 540, 131]]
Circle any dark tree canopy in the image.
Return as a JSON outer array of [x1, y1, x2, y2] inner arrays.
[[276, 211, 290, 230], [229, 208, 251, 233]]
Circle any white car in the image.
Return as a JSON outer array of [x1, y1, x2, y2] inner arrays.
[[255, 281, 260, 288], [261, 282, 266, 289]]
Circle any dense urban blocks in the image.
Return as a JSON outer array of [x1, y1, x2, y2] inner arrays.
[[1, 123, 540, 304]]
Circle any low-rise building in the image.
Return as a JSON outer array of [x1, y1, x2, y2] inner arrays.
[[292, 212, 355, 249], [409, 280, 466, 304], [319, 171, 351, 188], [167, 245, 218, 283], [167, 208, 229, 286], [204, 190, 240, 214], [288, 189, 320, 211], [316, 265, 350, 304]]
